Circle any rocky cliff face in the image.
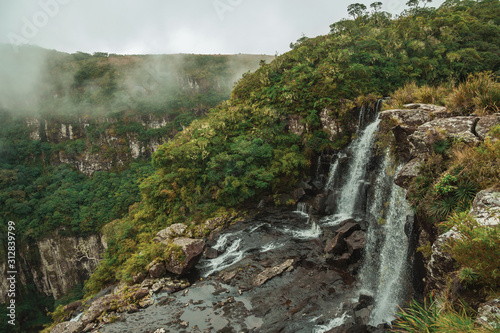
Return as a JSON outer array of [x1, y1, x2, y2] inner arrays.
[[380, 104, 500, 298], [0, 233, 106, 302], [23, 112, 183, 176]]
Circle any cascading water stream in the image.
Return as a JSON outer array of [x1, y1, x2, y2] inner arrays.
[[320, 103, 412, 327], [335, 119, 380, 218], [356, 154, 412, 325], [322, 111, 381, 225], [368, 181, 411, 325]]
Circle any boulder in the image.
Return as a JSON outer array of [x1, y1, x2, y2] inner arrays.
[[50, 321, 82, 333], [154, 223, 191, 243], [326, 252, 351, 268], [165, 238, 205, 275], [325, 233, 347, 254], [204, 247, 219, 259], [132, 272, 146, 284], [475, 114, 500, 141], [80, 294, 124, 327], [408, 116, 479, 158], [394, 158, 423, 189], [403, 103, 447, 115], [345, 230, 366, 261], [292, 187, 306, 202], [63, 300, 82, 313], [253, 259, 294, 286], [470, 189, 500, 227], [426, 229, 460, 293], [475, 298, 500, 329], [336, 220, 362, 237], [134, 288, 149, 300], [354, 293, 375, 311], [204, 215, 232, 232], [379, 109, 432, 127], [148, 260, 167, 279], [324, 220, 361, 254], [379, 104, 447, 126]]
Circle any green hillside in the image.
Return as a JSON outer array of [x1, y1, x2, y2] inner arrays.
[[1, 0, 500, 332]]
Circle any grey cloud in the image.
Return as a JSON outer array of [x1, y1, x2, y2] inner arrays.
[[1, 0, 445, 55]]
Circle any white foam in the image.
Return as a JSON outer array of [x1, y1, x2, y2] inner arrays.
[[313, 312, 349, 333]]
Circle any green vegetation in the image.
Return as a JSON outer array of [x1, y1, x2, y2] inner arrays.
[[384, 72, 500, 114], [0, 50, 269, 332], [1, 0, 500, 332], [393, 296, 499, 332], [83, 0, 500, 295]]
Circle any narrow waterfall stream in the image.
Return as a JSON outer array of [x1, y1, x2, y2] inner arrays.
[[322, 108, 381, 225], [321, 104, 413, 326]]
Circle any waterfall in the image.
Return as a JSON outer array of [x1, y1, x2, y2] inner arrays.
[[368, 181, 411, 325], [357, 156, 412, 325], [322, 112, 381, 225], [359, 152, 393, 294], [315, 155, 322, 180], [321, 102, 413, 325], [335, 119, 380, 219], [324, 153, 344, 190], [296, 202, 310, 216]]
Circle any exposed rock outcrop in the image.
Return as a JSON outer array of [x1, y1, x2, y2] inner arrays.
[[408, 116, 479, 158], [425, 229, 460, 293], [253, 259, 295, 286], [164, 238, 205, 275], [154, 223, 192, 243], [0, 234, 106, 302], [470, 189, 500, 226], [476, 298, 500, 329], [394, 158, 423, 189], [475, 114, 500, 141], [24, 114, 174, 175]]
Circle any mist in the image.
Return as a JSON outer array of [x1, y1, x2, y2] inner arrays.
[[0, 45, 271, 118]]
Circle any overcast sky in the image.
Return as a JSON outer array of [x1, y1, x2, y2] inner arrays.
[[1, 0, 445, 55]]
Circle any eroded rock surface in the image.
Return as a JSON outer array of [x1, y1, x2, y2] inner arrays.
[[409, 116, 479, 157], [165, 238, 205, 275], [475, 114, 500, 141], [470, 189, 500, 227], [394, 158, 423, 189], [154, 223, 192, 243]]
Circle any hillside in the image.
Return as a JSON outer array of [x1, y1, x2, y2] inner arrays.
[[1, 0, 500, 332], [0, 47, 273, 332]]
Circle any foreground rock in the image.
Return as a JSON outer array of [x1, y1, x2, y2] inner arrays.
[[423, 190, 500, 296], [409, 116, 479, 157], [154, 223, 192, 243], [92, 209, 376, 333], [470, 189, 500, 226], [253, 259, 295, 286], [394, 158, 423, 189], [476, 298, 500, 329], [165, 237, 205, 275], [51, 276, 191, 333]]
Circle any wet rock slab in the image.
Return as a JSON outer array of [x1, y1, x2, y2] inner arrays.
[[97, 209, 367, 333]]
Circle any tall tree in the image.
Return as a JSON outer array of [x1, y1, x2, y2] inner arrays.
[[347, 3, 368, 19]]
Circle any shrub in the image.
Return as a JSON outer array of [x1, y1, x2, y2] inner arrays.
[[384, 83, 450, 110], [393, 297, 495, 333], [447, 72, 500, 116], [392, 297, 439, 332], [447, 213, 500, 288]]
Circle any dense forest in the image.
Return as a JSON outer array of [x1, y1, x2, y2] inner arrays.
[[1, 0, 500, 332], [0, 49, 272, 331]]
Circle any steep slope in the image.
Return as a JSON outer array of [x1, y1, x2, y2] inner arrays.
[[0, 48, 272, 332]]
